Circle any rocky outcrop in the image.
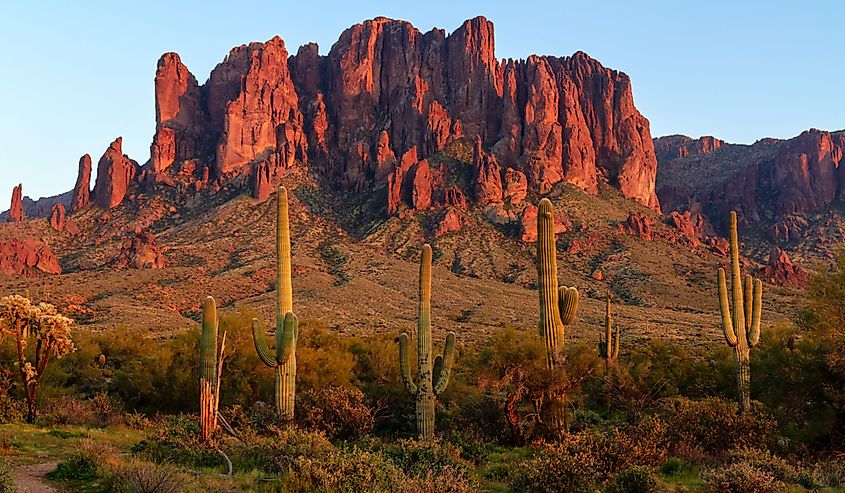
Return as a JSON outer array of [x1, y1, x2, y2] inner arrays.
[[473, 136, 503, 204], [116, 229, 166, 269], [71, 154, 92, 213], [0, 239, 61, 276], [764, 247, 807, 287], [519, 203, 570, 242], [654, 135, 723, 162], [49, 204, 66, 231], [622, 212, 653, 240], [667, 210, 704, 246], [150, 53, 207, 177], [8, 184, 23, 222], [92, 138, 138, 209]]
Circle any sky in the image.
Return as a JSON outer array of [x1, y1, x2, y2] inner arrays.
[[1, 0, 843, 208]]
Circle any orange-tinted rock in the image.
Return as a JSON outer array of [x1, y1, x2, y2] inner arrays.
[[473, 136, 503, 204], [71, 154, 92, 213], [519, 203, 569, 242], [772, 129, 842, 215], [654, 135, 723, 162], [209, 37, 306, 176], [412, 160, 433, 211], [151, 53, 207, 176], [764, 247, 807, 287], [49, 204, 66, 231], [435, 208, 462, 236], [503, 168, 528, 204], [0, 238, 61, 276], [707, 236, 731, 257], [374, 130, 396, 186], [252, 161, 273, 202], [668, 210, 704, 246], [92, 138, 137, 209], [8, 184, 23, 222], [623, 212, 653, 240], [387, 148, 419, 215], [116, 230, 166, 269]]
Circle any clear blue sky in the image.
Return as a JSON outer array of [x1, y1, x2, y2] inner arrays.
[[2, 0, 843, 208]]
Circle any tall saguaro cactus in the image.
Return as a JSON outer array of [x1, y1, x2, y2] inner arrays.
[[537, 198, 579, 369], [717, 211, 763, 413], [200, 296, 226, 443], [598, 292, 620, 370], [252, 186, 299, 423], [399, 244, 457, 440]]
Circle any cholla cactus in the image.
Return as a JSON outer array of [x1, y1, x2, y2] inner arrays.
[[252, 186, 299, 423], [0, 295, 75, 422], [717, 211, 763, 413], [399, 244, 457, 440], [598, 292, 620, 369], [200, 296, 226, 442], [536, 198, 579, 369]]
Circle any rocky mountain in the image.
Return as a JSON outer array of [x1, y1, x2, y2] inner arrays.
[[0, 17, 807, 343]]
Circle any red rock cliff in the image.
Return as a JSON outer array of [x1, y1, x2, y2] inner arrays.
[[92, 137, 138, 209]]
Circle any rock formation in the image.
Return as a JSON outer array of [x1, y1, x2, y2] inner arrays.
[[8, 184, 23, 222], [622, 212, 653, 240], [71, 154, 92, 213], [49, 204, 66, 231], [764, 247, 807, 287], [92, 138, 138, 209], [0, 239, 61, 276], [116, 229, 166, 269]]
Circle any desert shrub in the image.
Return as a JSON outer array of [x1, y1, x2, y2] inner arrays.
[[659, 397, 776, 459], [509, 444, 597, 493], [130, 414, 219, 468], [704, 462, 784, 493], [104, 459, 182, 493], [380, 439, 475, 482], [606, 466, 660, 493], [296, 321, 357, 391], [722, 447, 796, 482], [283, 447, 400, 493], [40, 394, 123, 427], [239, 427, 336, 474], [0, 459, 14, 493], [813, 457, 845, 487], [297, 385, 374, 440]]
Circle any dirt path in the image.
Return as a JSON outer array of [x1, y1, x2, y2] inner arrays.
[[14, 461, 58, 493]]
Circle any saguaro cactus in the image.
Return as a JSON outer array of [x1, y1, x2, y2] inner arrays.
[[399, 244, 457, 440], [598, 292, 620, 370], [717, 211, 763, 413], [537, 198, 579, 369], [252, 186, 299, 423], [200, 296, 226, 442]]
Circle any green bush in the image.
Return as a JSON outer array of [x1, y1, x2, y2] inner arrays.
[[130, 415, 219, 468], [606, 466, 660, 493], [380, 439, 476, 482], [660, 457, 695, 477], [48, 453, 98, 482]]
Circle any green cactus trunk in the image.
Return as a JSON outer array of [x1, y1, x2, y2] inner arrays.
[[399, 244, 457, 440], [200, 296, 223, 443], [536, 199, 579, 369], [535, 199, 580, 432], [717, 211, 763, 413], [252, 186, 298, 424]]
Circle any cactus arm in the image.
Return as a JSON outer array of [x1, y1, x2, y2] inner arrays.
[[747, 279, 762, 347], [252, 318, 278, 367], [398, 333, 418, 395], [718, 268, 738, 347], [558, 287, 579, 326], [275, 312, 297, 364], [612, 322, 620, 359], [433, 332, 456, 395], [744, 275, 753, 331], [432, 355, 443, 387]]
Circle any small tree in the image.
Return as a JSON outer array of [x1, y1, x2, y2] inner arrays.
[[0, 295, 76, 422]]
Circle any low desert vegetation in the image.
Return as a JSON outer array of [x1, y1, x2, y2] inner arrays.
[[0, 194, 843, 492]]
